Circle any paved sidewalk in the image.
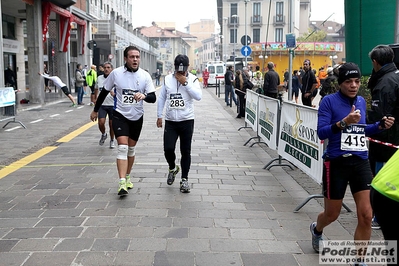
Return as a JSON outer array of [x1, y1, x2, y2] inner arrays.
[[0, 88, 383, 266]]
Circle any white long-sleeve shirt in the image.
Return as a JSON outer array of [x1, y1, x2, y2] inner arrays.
[[40, 73, 66, 88], [157, 72, 202, 122]]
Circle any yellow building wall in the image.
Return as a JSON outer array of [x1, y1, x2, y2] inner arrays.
[[249, 42, 344, 81], [253, 54, 337, 81]]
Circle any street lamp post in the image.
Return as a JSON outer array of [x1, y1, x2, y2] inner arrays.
[[244, 0, 250, 67], [232, 15, 238, 71], [223, 17, 228, 63]]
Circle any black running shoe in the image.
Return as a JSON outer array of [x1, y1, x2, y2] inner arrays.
[[167, 166, 180, 185]]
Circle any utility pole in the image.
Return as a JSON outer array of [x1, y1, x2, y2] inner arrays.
[[223, 17, 228, 63]]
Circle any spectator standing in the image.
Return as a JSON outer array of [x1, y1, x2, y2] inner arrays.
[[263, 62, 280, 99], [156, 54, 202, 193], [319, 66, 338, 101], [202, 68, 209, 88], [155, 69, 161, 86], [251, 71, 263, 94], [311, 69, 321, 107], [311, 62, 394, 257], [248, 66, 253, 79], [4, 66, 16, 90], [283, 68, 289, 89], [234, 70, 245, 118], [367, 44, 399, 230], [90, 46, 157, 196], [97, 61, 116, 149], [255, 65, 263, 80], [235, 69, 253, 118], [82, 64, 88, 95], [224, 65, 237, 106], [75, 64, 85, 105], [318, 66, 328, 87], [299, 59, 318, 107], [291, 70, 301, 103]]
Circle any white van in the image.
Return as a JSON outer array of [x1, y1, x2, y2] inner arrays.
[[206, 61, 226, 86]]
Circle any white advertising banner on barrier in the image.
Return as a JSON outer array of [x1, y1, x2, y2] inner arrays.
[[245, 90, 258, 132], [0, 87, 15, 108], [277, 102, 324, 184], [258, 95, 279, 150]]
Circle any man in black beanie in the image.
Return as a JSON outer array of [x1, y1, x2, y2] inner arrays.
[[310, 62, 395, 262]]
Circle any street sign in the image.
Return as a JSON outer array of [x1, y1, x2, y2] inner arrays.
[[240, 35, 251, 46], [241, 46, 252, 57], [286, 33, 296, 48]]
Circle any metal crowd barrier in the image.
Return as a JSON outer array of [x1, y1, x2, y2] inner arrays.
[[0, 87, 26, 129]]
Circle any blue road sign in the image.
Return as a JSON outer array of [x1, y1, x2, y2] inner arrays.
[[241, 46, 252, 57], [286, 33, 296, 48]]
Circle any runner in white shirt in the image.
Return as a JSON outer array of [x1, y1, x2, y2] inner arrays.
[[90, 46, 156, 196], [157, 54, 202, 193], [38, 72, 77, 107]]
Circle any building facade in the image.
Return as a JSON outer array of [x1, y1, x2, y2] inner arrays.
[[217, 0, 345, 79], [1, 0, 157, 104]]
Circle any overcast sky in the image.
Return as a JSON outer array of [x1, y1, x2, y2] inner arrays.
[[131, 0, 344, 32]]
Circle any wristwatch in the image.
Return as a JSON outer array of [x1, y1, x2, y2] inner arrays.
[[339, 119, 347, 129], [183, 81, 188, 86]]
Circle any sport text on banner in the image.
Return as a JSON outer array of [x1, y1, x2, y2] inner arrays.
[[277, 102, 324, 184]]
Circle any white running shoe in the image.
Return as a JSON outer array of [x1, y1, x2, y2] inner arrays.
[[110, 139, 115, 149]]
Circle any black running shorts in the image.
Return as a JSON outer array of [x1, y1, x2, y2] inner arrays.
[[111, 110, 143, 141], [322, 155, 372, 200]]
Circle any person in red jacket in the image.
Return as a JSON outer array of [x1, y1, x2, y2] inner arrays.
[[202, 68, 210, 88]]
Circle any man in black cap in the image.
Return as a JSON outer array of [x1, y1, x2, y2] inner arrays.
[[310, 62, 395, 258], [156, 54, 202, 193]]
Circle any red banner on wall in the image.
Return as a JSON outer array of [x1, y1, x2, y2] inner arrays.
[[42, 2, 87, 54]]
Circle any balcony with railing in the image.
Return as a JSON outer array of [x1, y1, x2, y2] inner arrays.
[[228, 16, 240, 27], [251, 15, 262, 26], [273, 15, 285, 26]]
